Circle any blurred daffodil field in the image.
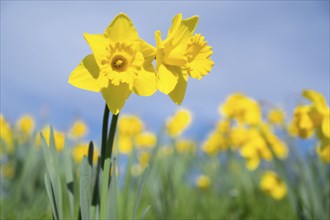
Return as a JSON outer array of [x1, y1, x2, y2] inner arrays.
[[1, 5, 330, 220]]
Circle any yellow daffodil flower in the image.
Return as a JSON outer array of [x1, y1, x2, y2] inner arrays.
[[0, 115, 14, 153], [118, 135, 133, 154], [69, 120, 88, 139], [268, 108, 285, 125], [72, 143, 99, 165], [260, 171, 287, 200], [155, 14, 214, 104], [196, 175, 211, 190], [118, 115, 144, 136], [316, 138, 330, 163], [69, 13, 157, 114], [220, 93, 261, 125], [202, 131, 227, 156], [166, 108, 192, 137], [16, 114, 35, 135], [240, 129, 272, 170], [289, 105, 314, 139], [134, 132, 157, 149]]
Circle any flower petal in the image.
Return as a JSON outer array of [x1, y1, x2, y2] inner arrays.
[[157, 64, 179, 94], [169, 74, 187, 105], [104, 13, 139, 42], [171, 15, 199, 46], [84, 33, 109, 67], [68, 55, 108, 92], [134, 39, 156, 64], [164, 42, 187, 66], [101, 83, 131, 115], [133, 64, 157, 96], [187, 34, 214, 79]]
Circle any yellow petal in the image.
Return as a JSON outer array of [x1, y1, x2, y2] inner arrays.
[[101, 83, 131, 115], [69, 55, 108, 92], [169, 74, 187, 105], [182, 16, 199, 36], [164, 43, 187, 66], [134, 39, 156, 64], [104, 13, 139, 42], [171, 15, 199, 46], [187, 34, 214, 79], [84, 33, 109, 67], [322, 114, 330, 138], [157, 64, 180, 94], [133, 65, 157, 96], [167, 14, 183, 39]]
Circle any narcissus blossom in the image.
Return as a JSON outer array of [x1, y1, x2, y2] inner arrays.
[[72, 143, 99, 165], [69, 120, 88, 139], [196, 175, 211, 190], [69, 13, 157, 114], [260, 171, 287, 200], [166, 108, 192, 137], [16, 115, 35, 135], [155, 14, 214, 104]]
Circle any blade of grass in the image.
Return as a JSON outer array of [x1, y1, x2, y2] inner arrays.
[[100, 158, 111, 219], [80, 156, 91, 220], [132, 166, 149, 220]]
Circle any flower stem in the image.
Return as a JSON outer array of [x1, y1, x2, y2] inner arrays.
[[100, 104, 109, 169], [105, 113, 119, 161]]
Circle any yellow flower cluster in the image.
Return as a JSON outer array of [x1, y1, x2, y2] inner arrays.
[[260, 171, 287, 200], [289, 90, 330, 163], [68, 13, 213, 115], [202, 93, 288, 170]]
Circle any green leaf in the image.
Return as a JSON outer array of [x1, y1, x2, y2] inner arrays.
[[139, 205, 151, 220], [44, 174, 58, 220], [132, 166, 149, 220], [80, 156, 91, 220], [100, 158, 111, 219], [107, 158, 118, 219]]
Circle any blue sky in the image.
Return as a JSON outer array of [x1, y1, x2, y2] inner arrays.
[[1, 1, 329, 141]]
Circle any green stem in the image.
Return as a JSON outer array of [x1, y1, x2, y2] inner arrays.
[[105, 113, 119, 161], [100, 104, 110, 169]]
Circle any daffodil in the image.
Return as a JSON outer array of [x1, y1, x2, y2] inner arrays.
[[16, 114, 35, 135], [69, 13, 157, 114], [134, 131, 157, 149], [72, 143, 99, 165], [202, 131, 227, 156], [196, 175, 211, 190], [220, 93, 261, 125], [166, 108, 192, 137], [155, 14, 214, 104], [0, 115, 14, 153], [268, 108, 285, 125], [118, 115, 144, 136], [289, 105, 314, 139], [69, 120, 88, 139], [260, 171, 287, 200]]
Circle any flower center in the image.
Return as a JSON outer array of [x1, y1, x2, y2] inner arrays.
[[111, 55, 128, 72]]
